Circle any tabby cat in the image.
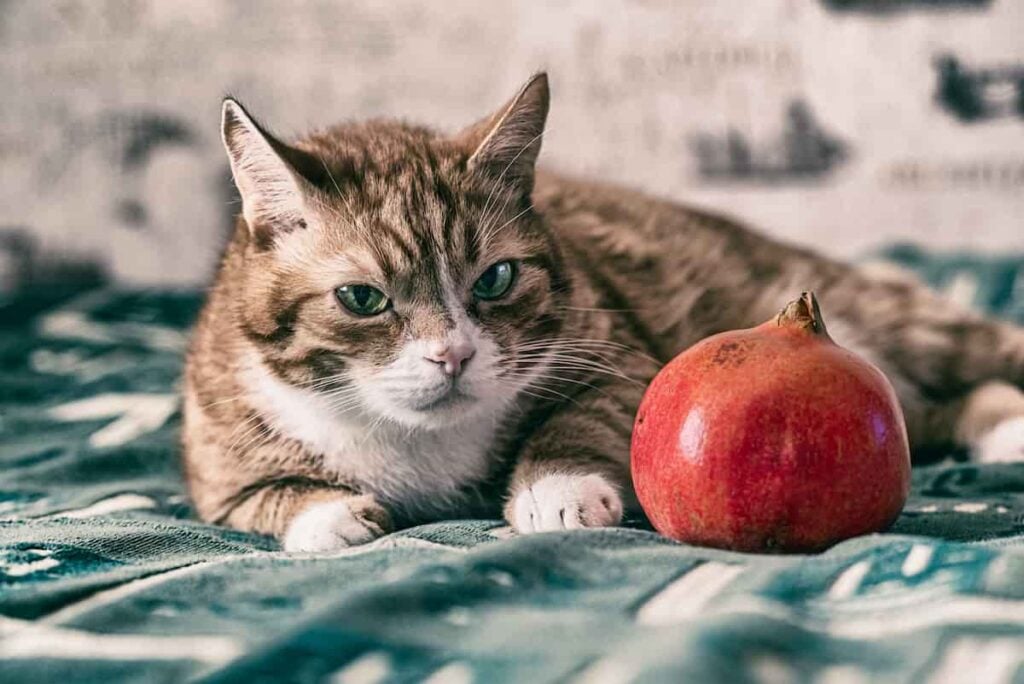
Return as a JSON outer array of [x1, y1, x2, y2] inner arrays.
[[183, 73, 1024, 552]]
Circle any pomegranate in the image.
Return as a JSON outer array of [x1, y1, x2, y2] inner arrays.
[[631, 292, 911, 553]]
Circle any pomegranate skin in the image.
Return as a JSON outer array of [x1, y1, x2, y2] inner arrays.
[[631, 293, 911, 553]]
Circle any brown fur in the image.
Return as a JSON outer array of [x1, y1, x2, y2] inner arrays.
[[183, 73, 1024, 542]]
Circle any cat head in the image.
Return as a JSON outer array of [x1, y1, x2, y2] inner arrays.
[[222, 74, 570, 429]]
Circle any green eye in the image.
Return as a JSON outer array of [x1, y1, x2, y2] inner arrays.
[[336, 284, 389, 316], [473, 261, 516, 300]]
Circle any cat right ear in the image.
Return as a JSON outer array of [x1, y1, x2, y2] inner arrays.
[[221, 98, 315, 247], [460, 73, 550, 196]]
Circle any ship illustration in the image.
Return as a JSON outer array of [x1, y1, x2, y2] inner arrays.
[[823, 0, 990, 12], [691, 100, 848, 182]]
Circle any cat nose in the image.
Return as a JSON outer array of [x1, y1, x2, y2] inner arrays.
[[424, 341, 476, 377]]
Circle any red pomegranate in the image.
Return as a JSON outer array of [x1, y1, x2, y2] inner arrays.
[[631, 292, 911, 553]]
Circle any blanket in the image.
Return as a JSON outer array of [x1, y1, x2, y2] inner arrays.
[[2, 248, 1024, 683]]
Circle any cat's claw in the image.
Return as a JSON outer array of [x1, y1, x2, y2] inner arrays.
[[974, 416, 1024, 464], [511, 473, 623, 533], [282, 496, 389, 553]]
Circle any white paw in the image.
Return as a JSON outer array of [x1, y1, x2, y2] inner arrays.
[[511, 473, 623, 533], [974, 417, 1024, 464], [282, 498, 386, 553]]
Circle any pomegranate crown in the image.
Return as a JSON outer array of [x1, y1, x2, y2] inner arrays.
[[776, 291, 830, 336]]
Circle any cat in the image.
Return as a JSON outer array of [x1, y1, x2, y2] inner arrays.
[[182, 73, 1024, 552]]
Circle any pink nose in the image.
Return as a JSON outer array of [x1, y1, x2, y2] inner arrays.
[[424, 341, 476, 377]]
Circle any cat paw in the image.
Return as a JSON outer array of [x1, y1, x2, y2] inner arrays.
[[973, 417, 1024, 464], [510, 473, 623, 533], [282, 495, 390, 553]]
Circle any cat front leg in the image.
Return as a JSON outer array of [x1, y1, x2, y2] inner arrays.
[[504, 386, 638, 533], [221, 481, 392, 553], [509, 472, 623, 532], [183, 405, 394, 552]]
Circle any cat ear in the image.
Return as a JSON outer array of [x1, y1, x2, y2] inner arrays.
[[461, 72, 550, 195], [221, 98, 317, 246]]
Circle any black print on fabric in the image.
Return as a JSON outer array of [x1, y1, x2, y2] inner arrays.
[[934, 54, 1024, 123], [690, 100, 848, 183]]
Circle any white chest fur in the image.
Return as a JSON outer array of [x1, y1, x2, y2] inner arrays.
[[241, 357, 501, 514]]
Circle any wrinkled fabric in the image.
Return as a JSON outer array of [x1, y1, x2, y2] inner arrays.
[[2, 252, 1023, 683]]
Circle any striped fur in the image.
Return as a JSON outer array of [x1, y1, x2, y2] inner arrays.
[[183, 73, 1024, 547]]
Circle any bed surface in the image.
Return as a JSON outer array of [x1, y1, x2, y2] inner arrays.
[[2, 248, 1024, 683]]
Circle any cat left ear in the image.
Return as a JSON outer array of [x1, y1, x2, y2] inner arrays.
[[221, 98, 318, 247], [460, 72, 550, 196]]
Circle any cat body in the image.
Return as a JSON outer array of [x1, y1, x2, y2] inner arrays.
[[183, 74, 1024, 551]]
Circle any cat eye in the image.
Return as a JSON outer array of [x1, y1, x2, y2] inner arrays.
[[473, 261, 516, 300], [335, 284, 390, 316]]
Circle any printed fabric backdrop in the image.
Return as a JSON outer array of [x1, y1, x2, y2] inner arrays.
[[1, 0, 1022, 289]]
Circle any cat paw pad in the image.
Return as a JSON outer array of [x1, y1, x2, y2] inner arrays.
[[282, 496, 389, 553], [511, 473, 623, 533], [974, 417, 1024, 464]]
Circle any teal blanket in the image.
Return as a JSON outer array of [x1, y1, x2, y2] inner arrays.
[[2, 249, 1024, 683]]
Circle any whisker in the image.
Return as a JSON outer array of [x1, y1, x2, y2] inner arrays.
[[510, 338, 662, 366], [478, 186, 517, 247], [502, 369, 611, 396], [516, 345, 608, 356], [510, 337, 640, 350], [316, 384, 363, 400], [200, 391, 251, 410], [557, 305, 645, 314], [518, 365, 641, 386], [481, 202, 534, 246], [515, 348, 637, 368], [518, 387, 577, 407], [225, 416, 270, 458], [491, 377, 584, 410], [358, 413, 390, 449], [230, 428, 271, 459], [223, 412, 260, 443], [297, 373, 352, 391], [476, 126, 552, 242], [323, 397, 364, 414], [514, 353, 623, 370], [319, 157, 344, 197]]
